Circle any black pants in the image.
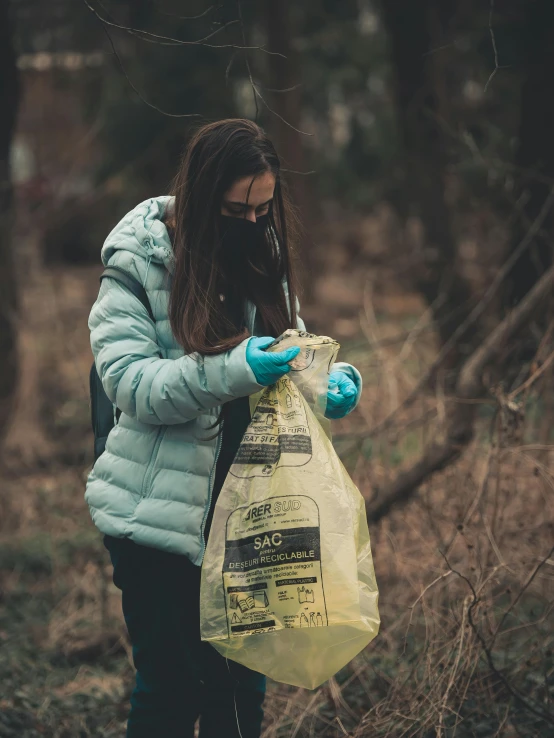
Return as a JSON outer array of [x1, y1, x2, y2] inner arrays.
[[104, 535, 266, 738]]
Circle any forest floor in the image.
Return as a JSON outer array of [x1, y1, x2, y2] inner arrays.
[[0, 248, 552, 737]]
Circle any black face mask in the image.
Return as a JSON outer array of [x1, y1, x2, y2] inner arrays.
[[218, 214, 270, 282]]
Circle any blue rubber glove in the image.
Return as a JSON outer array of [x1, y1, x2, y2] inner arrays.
[[246, 336, 301, 386], [325, 371, 358, 419]]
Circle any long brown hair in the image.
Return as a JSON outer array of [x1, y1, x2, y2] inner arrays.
[[166, 119, 299, 355]]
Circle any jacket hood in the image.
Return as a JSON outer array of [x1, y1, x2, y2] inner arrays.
[[101, 196, 176, 274]]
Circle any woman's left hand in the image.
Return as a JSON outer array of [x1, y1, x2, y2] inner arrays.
[[325, 371, 359, 419]]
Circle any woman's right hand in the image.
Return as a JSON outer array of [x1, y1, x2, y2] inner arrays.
[[246, 336, 300, 386]]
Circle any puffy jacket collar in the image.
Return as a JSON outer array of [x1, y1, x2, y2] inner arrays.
[[101, 196, 176, 274]]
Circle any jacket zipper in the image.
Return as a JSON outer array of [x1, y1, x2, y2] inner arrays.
[[200, 302, 254, 553], [200, 417, 224, 558], [140, 427, 166, 498]]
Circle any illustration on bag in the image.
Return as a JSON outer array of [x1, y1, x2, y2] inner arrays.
[[221, 493, 328, 636], [232, 378, 312, 477]]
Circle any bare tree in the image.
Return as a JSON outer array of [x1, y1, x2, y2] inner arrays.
[[380, 0, 473, 369], [505, 0, 554, 308], [0, 0, 20, 446], [264, 0, 317, 299]]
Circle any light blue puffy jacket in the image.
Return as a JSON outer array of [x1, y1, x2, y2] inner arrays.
[[85, 196, 362, 564]]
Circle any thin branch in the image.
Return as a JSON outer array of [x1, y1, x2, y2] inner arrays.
[[259, 82, 303, 94], [484, 0, 499, 92], [122, 20, 240, 48], [457, 256, 554, 396], [422, 38, 467, 57], [236, 0, 258, 120], [82, 0, 285, 55], [408, 571, 453, 612], [225, 50, 238, 85], [489, 545, 554, 649], [484, 0, 511, 92], [235, 0, 313, 136], [93, 0, 237, 47], [508, 348, 554, 399], [100, 25, 200, 118], [154, 2, 220, 21], [443, 554, 554, 725], [251, 81, 314, 136]]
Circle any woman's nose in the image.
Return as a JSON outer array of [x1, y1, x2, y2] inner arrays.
[[246, 210, 257, 223]]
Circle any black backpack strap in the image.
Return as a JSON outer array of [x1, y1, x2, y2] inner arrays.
[[100, 265, 155, 323]]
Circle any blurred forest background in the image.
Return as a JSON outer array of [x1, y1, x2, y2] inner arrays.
[[0, 0, 553, 736]]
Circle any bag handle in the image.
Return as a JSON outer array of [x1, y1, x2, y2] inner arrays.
[[100, 265, 155, 323]]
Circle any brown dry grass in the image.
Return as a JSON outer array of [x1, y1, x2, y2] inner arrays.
[[0, 251, 552, 737]]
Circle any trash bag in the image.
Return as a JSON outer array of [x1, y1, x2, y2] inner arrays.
[[200, 330, 380, 689]]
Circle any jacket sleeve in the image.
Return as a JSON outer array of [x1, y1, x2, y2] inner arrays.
[[89, 277, 264, 425]]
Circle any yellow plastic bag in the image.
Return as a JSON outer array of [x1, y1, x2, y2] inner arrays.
[[200, 330, 379, 689]]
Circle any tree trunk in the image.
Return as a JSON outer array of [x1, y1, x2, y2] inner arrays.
[[505, 0, 554, 308], [0, 0, 20, 447], [264, 0, 317, 301], [380, 0, 472, 369]]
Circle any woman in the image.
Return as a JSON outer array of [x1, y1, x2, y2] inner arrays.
[[86, 119, 362, 738]]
